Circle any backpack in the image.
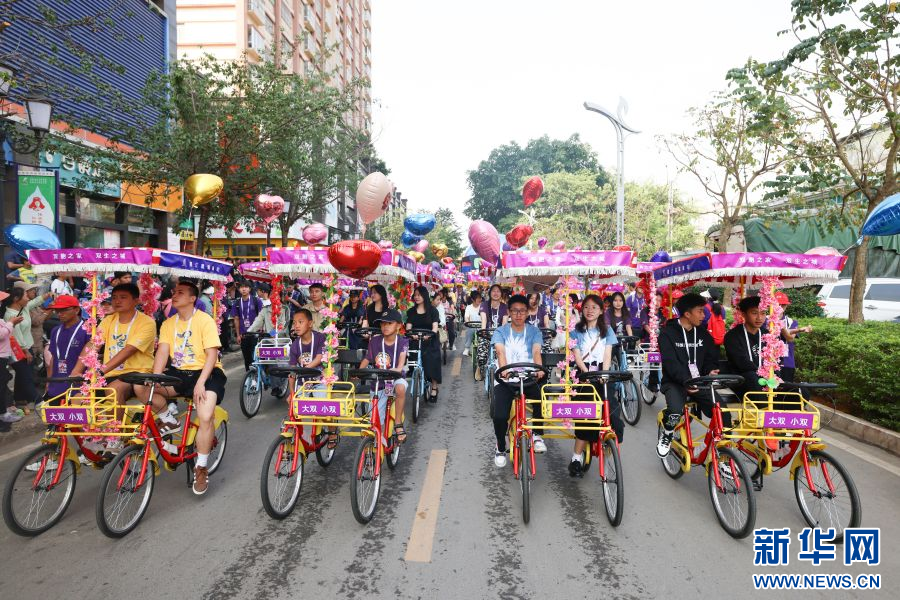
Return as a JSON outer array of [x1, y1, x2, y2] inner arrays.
[[707, 310, 725, 345]]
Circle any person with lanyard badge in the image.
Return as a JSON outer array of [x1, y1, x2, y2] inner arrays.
[[287, 309, 332, 442], [477, 284, 508, 380], [361, 283, 390, 328], [357, 309, 409, 444], [302, 282, 327, 331], [96, 283, 157, 420], [134, 281, 228, 495], [340, 289, 366, 350], [490, 294, 547, 467], [656, 293, 728, 458], [625, 283, 645, 333], [461, 291, 481, 357], [723, 296, 777, 404], [247, 283, 291, 398], [232, 280, 263, 371], [407, 286, 442, 403], [569, 294, 621, 476]]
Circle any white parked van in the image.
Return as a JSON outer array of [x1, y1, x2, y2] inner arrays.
[[818, 278, 900, 322]]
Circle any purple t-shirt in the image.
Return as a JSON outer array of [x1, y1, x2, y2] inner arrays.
[[605, 310, 629, 338], [526, 306, 547, 328], [289, 331, 326, 371], [365, 335, 409, 370], [230, 296, 263, 334], [46, 321, 90, 398], [625, 293, 644, 330], [479, 301, 508, 328]]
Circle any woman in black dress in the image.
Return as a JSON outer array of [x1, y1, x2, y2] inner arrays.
[[406, 285, 442, 402], [362, 284, 390, 328]]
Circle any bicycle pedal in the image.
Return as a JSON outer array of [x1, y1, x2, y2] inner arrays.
[[163, 461, 177, 472]]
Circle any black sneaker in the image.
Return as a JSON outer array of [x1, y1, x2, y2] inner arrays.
[[568, 459, 584, 478]]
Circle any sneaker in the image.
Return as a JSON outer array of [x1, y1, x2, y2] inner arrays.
[[156, 415, 180, 436], [0, 411, 22, 423], [462, 349, 469, 356], [568, 459, 584, 478], [533, 436, 547, 454], [494, 449, 507, 468], [8, 407, 24, 418], [656, 427, 675, 458], [451, 344, 457, 351], [78, 453, 92, 466], [718, 462, 734, 482], [26, 458, 58, 472], [192, 466, 209, 495]]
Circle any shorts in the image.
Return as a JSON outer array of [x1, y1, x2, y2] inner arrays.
[[163, 367, 228, 405], [358, 378, 408, 419]]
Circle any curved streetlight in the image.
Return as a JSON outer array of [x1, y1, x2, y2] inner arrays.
[[583, 98, 639, 246]]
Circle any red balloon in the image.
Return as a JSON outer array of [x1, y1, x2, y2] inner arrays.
[[522, 176, 544, 207], [613, 244, 632, 252], [505, 224, 533, 249], [441, 256, 454, 265], [327, 239, 383, 279]]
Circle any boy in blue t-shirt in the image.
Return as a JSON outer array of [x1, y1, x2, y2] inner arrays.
[[490, 294, 546, 468]]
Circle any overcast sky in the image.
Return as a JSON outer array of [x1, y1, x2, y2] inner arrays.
[[370, 0, 798, 232]]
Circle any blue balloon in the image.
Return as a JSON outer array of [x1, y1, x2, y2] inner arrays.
[[861, 192, 900, 237], [401, 229, 422, 248], [429, 260, 443, 271], [404, 213, 436, 236], [502, 242, 514, 252], [4, 224, 61, 257], [650, 250, 671, 263]]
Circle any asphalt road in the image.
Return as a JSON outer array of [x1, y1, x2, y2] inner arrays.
[[1, 350, 897, 599]]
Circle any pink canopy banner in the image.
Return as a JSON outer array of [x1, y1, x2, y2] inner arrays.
[[654, 252, 846, 288], [268, 247, 415, 282], [238, 261, 275, 283], [28, 247, 155, 274], [497, 250, 636, 286]]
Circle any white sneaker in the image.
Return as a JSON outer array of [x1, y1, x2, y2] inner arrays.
[[533, 436, 547, 454], [0, 412, 22, 423], [26, 459, 58, 472], [157, 415, 180, 436], [451, 344, 457, 351], [719, 462, 734, 482], [462, 349, 469, 356], [657, 427, 675, 458], [78, 454, 92, 466], [494, 450, 507, 468]]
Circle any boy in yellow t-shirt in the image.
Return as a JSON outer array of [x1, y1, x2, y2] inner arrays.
[[97, 283, 157, 408], [135, 280, 225, 496]]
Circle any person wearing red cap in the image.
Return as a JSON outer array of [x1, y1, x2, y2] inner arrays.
[[44, 295, 90, 402], [771, 292, 813, 383]]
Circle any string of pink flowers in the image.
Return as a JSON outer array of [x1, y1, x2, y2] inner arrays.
[[757, 276, 787, 390], [731, 292, 744, 327], [319, 273, 340, 385], [79, 273, 109, 397], [211, 278, 229, 329], [138, 273, 161, 318], [389, 277, 412, 311], [648, 276, 660, 354], [270, 277, 283, 330]]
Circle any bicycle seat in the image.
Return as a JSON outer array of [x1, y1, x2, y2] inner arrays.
[[579, 370, 634, 384], [464, 321, 482, 329], [348, 368, 402, 382], [618, 335, 641, 345], [355, 327, 381, 339], [118, 372, 184, 387], [406, 328, 436, 341], [779, 381, 838, 391], [493, 362, 550, 389], [337, 349, 366, 364], [268, 366, 321, 379], [539, 327, 557, 340], [685, 374, 745, 389], [476, 328, 496, 340], [541, 352, 566, 366]]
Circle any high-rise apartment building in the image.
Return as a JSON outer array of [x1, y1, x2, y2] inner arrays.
[[176, 0, 373, 256]]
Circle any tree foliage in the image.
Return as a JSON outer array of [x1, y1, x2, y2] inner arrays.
[[727, 0, 899, 323], [464, 134, 608, 226]]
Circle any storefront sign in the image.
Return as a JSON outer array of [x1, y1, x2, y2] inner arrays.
[[39, 150, 120, 198], [17, 169, 57, 228]]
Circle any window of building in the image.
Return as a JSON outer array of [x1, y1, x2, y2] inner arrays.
[[264, 13, 276, 36]]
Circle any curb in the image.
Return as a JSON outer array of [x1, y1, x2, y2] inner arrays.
[[812, 400, 900, 458]]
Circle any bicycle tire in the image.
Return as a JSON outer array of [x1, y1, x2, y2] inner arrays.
[[386, 432, 401, 470], [641, 373, 659, 405], [621, 380, 642, 426], [96, 444, 155, 538], [239, 369, 262, 418], [315, 430, 336, 467], [708, 446, 756, 539], [3, 444, 77, 537], [411, 368, 423, 424], [350, 438, 381, 524], [601, 437, 624, 527], [207, 420, 228, 476], [260, 436, 304, 520], [519, 434, 530, 524], [659, 424, 685, 479], [793, 449, 861, 544]]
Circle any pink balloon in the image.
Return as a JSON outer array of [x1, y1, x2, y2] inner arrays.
[[377, 240, 393, 249], [356, 172, 392, 225], [413, 239, 429, 253], [301, 222, 328, 245], [537, 237, 548, 249], [255, 194, 284, 225], [552, 241, 566, 251], [468, 220, 501, 264], [805, 246, 841, 256]]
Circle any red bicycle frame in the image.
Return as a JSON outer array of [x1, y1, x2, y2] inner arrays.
[[676, 399, 740, 492], [511, 383, 534, 481]]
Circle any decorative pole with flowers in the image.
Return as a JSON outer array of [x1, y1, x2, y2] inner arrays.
[[211, 278, 229, 332], [79, 273, 109, 397], [270, 277, 283, 332], [647, 276, 660, 360], [757, 276, 787, 405], [319, 273, 340, 386], [138, 273, 161, 318]]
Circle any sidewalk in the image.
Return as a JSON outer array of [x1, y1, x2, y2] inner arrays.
[[0, 349, 244, 455]]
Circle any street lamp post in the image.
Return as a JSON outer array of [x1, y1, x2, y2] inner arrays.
[[583, 98, 639, 246]]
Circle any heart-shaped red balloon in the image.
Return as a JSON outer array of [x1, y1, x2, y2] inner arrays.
[[522, 176, 544, 207], [505, 224, 533, 249], [255, 194, 285, 225], [613, 244, 632, 252], [327, 239, 382, 279]]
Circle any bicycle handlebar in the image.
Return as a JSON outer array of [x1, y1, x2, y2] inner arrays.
[[493, 362, 550, 387], [539, 327, 557, 340], [406, 328, 436, 341], [348, 368, 403, 382], [684, 374, 745, 389], [268, 366, 322, 379], [355, 327, 382, 339], [464, 321, 482, 329], [578, 370, 634, 384]]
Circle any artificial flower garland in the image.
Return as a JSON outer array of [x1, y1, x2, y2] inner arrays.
[[138, 272, 161, 318], [756, 277, 787, 390], [647, 276, 660, 355], [270, 277, 283, 331], [319, 273, 340, 386], [79, 273, 109, 397], [211, 278, 228, 330]]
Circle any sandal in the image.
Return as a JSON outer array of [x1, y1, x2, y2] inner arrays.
[[326, 431, 339, 449], [394, 424, 407, 444]]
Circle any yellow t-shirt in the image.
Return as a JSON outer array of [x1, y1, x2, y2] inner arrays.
[[159, 309, 223, 371], [99, 312, 157, 374]]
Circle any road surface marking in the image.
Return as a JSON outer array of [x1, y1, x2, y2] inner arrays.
[[404, 449, 448, 563], [0, 442, 40, 464], [824, 435, 900, 479], [451, 356, 461, 377]]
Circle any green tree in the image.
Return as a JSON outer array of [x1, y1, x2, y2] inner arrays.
[[728, 0, 899, 323], [464, 134, 608, 226]]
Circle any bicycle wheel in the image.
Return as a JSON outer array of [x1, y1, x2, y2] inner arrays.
[[621, 380, 642, 426], [96, 444, 155, 538], [658, 424, 685, 479], [350, 438, 381, 524], [641, 373, 659, 405], [315, 430, 336, 467], [239, 370, 262, 418], [260, 436, 304, 520], [793, 449, 861, 543], [601, 438, 624, 527], [411, 368, 423, 424], [519, 434, 531, 524], [207, 420, 228, 475], [386, 432, 401, 470], [3, 444, 76, 536], [708, 446, 756, 539]]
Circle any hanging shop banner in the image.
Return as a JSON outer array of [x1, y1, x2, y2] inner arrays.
[[17, 169, 58, 228]]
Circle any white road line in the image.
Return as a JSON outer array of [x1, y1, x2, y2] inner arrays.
[[823, 435, 900, 479], [404, 449, 448, 563]]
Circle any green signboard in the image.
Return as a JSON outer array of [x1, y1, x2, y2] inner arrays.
[[17, 169, 57, 228]]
